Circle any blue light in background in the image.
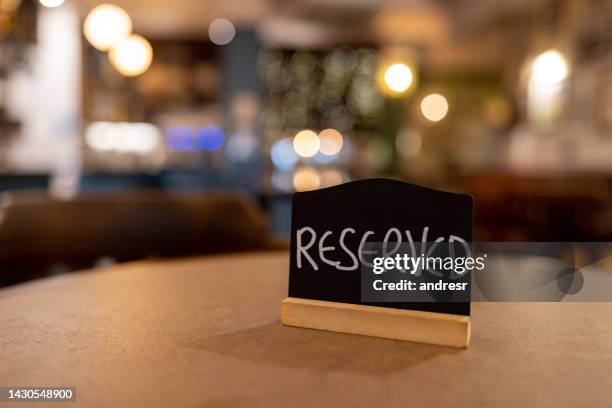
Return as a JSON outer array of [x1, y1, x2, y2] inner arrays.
[[197, 125, 225, 151], [271, 137, 298, 170], [167, 127, 196, 151]]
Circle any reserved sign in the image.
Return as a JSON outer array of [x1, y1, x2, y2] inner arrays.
[[287, 178, 474, 317]]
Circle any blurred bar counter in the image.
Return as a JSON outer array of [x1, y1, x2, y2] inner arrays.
[[459, 171, 612, 241]]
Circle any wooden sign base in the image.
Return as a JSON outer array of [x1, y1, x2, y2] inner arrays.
[[281, 297, 470, 348]]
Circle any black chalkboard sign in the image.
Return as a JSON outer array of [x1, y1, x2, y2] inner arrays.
[[287, 178, 473, 317]]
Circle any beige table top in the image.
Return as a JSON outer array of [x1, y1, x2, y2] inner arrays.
[[0, 251, 611, 408]]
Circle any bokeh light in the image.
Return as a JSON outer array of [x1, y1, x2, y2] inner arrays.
[[527, 50, 568, 127], [420, 93, 449, 122], [529, 50, 569, 89], [383, 63, 413, 94], [39, 0, 64, 7], [319, 168, 345, 187], [293, 129, 320, 158], [109, 34, 153, 77], [86, 122, 161, 153], [271, 137, 298, 170], [83, 4, 132, 51], [208, 18, 235, 45], [318, 128, 343, 156], [226, 131, 257, 162], [197, 125, 225, 151], [293, 166, 321, 191], [167, 127, 195, 151]]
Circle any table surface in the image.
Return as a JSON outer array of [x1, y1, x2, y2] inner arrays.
[[1, 251, 611, 407]]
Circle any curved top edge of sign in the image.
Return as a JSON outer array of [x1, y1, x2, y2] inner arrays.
[[293, 177, 473, 202]]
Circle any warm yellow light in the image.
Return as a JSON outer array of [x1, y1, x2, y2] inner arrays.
[[420, 93, 448, 122], [293, 166, 321, 191], [384, 63, 413, 94], [109, 34, 153, 77], [529, 50, 568, 89], [0, 13, 12, 40], [318, 128, 343, 156], [527, 50, 568, 127], [319, 169, 344, 187], [83, 4, 132, 51], [293, 129, 320, 158], [39, 0, 64, 8]]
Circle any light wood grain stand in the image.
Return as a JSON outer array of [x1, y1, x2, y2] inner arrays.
[[281, 297, 470, 348]]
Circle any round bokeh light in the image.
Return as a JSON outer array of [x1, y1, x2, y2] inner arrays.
[[384, 63, 413, 94], [318, 128, 343, 156], [84, 4, 132, 51], [209, 18, 236, 45], [420, 93, 449, 122], [271, 138, 298, 170], [109, 34, 153, 77], [293, 129, 320, 158], [197, 125, 225, 151]]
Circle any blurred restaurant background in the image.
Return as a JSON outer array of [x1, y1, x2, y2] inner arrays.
[[0, 0, 611, 286]]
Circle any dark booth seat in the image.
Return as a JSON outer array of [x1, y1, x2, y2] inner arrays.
[[0, 190, 285, 286]]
